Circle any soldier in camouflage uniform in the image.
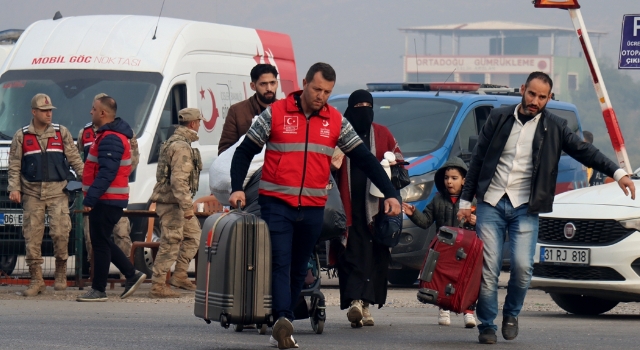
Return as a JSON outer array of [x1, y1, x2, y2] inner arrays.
[[148, 108, 203, 298], [8, 94, 84, 296], [78, 93, 139, 268]]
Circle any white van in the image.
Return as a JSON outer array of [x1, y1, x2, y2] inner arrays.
[[0, 15, 298, 271], [0, 44, 13, 68], [0, 29, 23, 70]]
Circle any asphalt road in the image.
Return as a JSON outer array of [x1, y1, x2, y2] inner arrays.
[[2, 280, 640, 350]]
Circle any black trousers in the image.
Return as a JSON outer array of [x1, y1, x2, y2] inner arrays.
[[89, 202, 135, 292]]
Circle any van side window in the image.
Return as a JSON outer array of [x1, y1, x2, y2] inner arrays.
[[458, 109, 477, 153], [547, 108, 580, 134], [458, 105, 493, 154], [148, 84, 187, 164], [474, 106, 492, 132]]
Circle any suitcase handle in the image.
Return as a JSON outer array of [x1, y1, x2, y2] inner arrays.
[[437, 226, 458, 246], [419, 249, 439, 282], [417, 288, 439, 304]]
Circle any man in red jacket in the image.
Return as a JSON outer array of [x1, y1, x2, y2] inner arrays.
[[230, 62, 401, 349], [77, 96, 146, 302]]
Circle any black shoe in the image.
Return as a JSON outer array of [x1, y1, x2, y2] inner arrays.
[[502, 316, 518, 340], [120, 271, 146, 299], [478, 328, 497, 344], [76, 289, 108, 302]]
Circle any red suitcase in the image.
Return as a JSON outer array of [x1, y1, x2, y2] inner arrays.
[[417, 225, 483, 313]]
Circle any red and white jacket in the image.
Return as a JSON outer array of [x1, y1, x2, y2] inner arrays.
[[258, 92, 343, 207], [82, 129, 132, 203]]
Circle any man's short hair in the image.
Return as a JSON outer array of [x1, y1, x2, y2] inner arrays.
[[305, 62, 336, 83], [250, 64, 278, 82], [525, 71, 553, 92], [583, 130, 594, 144], [97, 96, 117, 114]]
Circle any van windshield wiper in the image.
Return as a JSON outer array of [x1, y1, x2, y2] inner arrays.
[[0, 132, 12, 140]]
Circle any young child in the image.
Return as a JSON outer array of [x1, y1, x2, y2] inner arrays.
[[402, 157, 477, 328]]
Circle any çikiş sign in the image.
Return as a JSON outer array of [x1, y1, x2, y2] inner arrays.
[[619, 15, 640, 69]]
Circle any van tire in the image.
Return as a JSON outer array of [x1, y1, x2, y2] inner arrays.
[[133, 218, 162, 277], [133, 246, 154, 277], [0, 254, 17, 276], [550, 293, 618, 315]]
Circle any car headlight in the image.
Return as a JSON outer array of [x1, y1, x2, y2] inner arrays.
[[620, 218, 640, 231], [400, 171, 435, 202]]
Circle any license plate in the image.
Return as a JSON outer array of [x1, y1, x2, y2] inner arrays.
[[0, 213, 50, 226], [540, 246, 590, 265]]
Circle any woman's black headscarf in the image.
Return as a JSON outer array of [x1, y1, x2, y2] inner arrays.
[[344, 89, 374, 136]]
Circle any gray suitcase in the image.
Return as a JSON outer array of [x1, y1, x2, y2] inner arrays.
[[194, 210, 273, 331]]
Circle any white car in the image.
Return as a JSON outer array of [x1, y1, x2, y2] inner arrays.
[[530, 179, 640, 315]]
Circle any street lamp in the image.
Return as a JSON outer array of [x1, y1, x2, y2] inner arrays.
[[533, 0, 632, 173]]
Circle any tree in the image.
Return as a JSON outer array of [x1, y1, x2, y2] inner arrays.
[[570, 64, 640, 172]]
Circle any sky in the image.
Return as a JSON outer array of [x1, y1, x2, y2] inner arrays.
[[0, 0, 638, 94]]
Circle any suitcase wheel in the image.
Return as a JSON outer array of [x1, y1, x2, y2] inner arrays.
[[267, 314, 275, 327], [257, 324, 268, 335], [234, 324, 244, 332], [220, 314, 230, 329], [310, 316, 325, 334]]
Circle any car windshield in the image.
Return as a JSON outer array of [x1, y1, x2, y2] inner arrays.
[[0, 69, 162, 139], [330, 97, 460, 157]]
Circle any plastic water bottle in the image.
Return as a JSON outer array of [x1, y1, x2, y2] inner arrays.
[[370, 159, 392, 198]]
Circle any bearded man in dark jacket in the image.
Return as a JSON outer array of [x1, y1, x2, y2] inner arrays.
[[458, 71, 635, 344]]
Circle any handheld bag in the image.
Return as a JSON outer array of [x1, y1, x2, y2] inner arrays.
[[373, 193, 403, 248], [194, 204, 273, 329], [416, 225, 483, 313], [390, 163, 410, 190]]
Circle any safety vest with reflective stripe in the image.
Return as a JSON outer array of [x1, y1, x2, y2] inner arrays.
[[21, 123, 70, 182], [259, 92, 343, 207], [80, 122, 96, 162], [82, 130, 131, 200]]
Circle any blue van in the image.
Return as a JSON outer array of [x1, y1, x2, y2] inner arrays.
[[329, 83, 588, 285]]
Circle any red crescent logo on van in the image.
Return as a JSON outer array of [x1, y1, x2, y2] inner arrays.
[[201, 88, 219, 132], [255, 30, 299, 95]]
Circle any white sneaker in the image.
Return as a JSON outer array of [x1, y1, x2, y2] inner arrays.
[[269, 335, 298, 348], [271, 317, 298, 349], [438, 309, 451, 326], [347, 299, 364, 324], [464, 312, 477, 328]]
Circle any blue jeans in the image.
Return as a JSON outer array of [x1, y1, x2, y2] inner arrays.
[[259, 196, 324, 321], [475, 196, 539, 332]]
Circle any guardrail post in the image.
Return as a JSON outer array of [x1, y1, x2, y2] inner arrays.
[[74, 191, 85, 289]]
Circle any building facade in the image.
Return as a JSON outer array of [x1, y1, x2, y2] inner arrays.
[[400, 21, 605, 102]]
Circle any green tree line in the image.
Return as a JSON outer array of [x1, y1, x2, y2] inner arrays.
[[570, 64, 640, 172]]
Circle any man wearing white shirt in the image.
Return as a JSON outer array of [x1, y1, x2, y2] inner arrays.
[[458, 71, 635, 344]]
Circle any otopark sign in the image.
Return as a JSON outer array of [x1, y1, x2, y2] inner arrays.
[[619, 15, 640, 69]]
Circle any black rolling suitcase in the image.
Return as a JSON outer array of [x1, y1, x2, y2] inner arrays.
[[194, 208, 273, 332]]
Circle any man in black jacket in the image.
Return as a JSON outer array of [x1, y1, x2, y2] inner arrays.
[[458, 72, 635, 344], [77, 96, 146, 302]]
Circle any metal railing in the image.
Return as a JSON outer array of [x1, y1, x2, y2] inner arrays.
[[1, 193, 215, 289]]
